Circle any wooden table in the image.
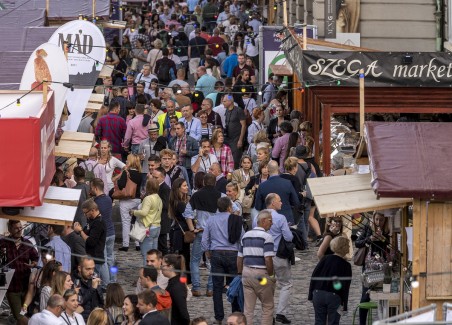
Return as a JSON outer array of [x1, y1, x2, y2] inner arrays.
[[85, 101, 103, 113], [55, 140, 92, 159], [60, 131, 94, 143], [99, 64, 114, 78], [89, 93, 105, 104]]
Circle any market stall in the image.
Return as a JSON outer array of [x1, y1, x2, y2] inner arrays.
[[365, 121, 452, 320], [308, 173, 412, 318]]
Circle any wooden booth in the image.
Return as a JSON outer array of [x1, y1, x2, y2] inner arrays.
[[365, 121, 452, 320], [308, 173, 412, 317], [282, 28, 452, 175]]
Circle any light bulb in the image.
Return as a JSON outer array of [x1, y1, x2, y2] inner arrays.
[[45, 253, 53, 261], [258, 91, 262, 96], [16, 99, 21, 106], [177, 90, 182, 94], [258, 276, 267, 285], [411, 280, 419, 288]]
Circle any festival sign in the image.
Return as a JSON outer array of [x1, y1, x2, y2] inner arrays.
[[20, 43, 69, 131], [48, 20, 106, 131], [300, 51, 452, 87]]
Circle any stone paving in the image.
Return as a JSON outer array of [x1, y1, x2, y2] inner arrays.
[[114, 241, 366, 325]]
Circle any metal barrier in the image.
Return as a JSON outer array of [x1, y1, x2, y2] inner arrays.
[[373, 302, 452, 325]]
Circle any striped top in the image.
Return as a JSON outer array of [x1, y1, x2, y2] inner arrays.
[[238, 227, 275, 268]]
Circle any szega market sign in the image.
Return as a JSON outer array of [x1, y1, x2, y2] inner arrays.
[[298, 51, 452, 87]]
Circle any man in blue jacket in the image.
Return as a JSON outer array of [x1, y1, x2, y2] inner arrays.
[[254, 160, 300, 225]]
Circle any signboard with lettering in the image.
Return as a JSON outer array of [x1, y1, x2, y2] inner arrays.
[[48, 20, 106, 131], [259, 25, 317, 86], [324, 0, 336, 39], [301, 51, 452, 87]]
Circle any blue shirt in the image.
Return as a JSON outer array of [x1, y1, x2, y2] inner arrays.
[[187, 0, 198, 11], [195, 74, 217, 97], [223, 53, 238, 78], [48, 236, 71, 273], [178, 117, 202, 141], [252, 209, 293, 251], [201, 211, 243, 251]]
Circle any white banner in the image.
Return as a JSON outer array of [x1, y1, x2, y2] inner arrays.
[[48, 20, 106, 131], [20, 43, 69, 131]]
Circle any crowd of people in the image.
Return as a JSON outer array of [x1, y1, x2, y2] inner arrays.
[[0, 0, 397, 324]]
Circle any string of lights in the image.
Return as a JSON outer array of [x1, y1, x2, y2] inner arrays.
[[0, 225, 436, 289], [0, 81, 75, 112]]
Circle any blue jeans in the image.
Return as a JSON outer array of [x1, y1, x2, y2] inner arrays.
[[130, 144, 140, 154], [190, 232, 212, 291], [140, 226, 160, 265], [312, 290, 341, 325], [297, 200, 311, 248], [211, 251, 240, 321], [104, 235, 116, 282]]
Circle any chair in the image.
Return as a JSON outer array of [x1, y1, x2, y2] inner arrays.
[[352, 301, 378, 325]]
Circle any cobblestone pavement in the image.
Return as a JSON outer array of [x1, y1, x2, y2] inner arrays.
[[115, 242, 366, 325]]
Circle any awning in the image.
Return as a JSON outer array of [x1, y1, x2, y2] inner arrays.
[[365, 122, 452, 200], [308, 174, 412, 216]]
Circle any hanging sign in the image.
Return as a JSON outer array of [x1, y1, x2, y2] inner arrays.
[[301, 51, 452, 87], [48, 20, 106, 131]]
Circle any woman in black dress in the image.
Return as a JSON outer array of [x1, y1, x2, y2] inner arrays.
[[168, 178, 191, 284]]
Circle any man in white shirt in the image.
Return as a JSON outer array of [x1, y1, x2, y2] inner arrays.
[[29, 294, 65, 324], [191, 138, 218, 173], [213, 102, 226, 127], [179, 104, 202, 141], [134, 64, 157, 94]]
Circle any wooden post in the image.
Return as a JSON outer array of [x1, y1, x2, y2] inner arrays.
[[359, 68, 365, 134], [399, 206, 408, 313], [303, 24, 307, 50], [283, 0, 288, 26], [46, 0, 49, 15], [269, 0, 275, 24], [92, 0, 96, 19], [42, 79, 48, 104]]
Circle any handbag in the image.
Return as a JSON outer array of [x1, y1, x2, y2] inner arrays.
[[353, 246, 368, 266], [130, 219, 147, 242], [112, 170, 137, 200], [175, 217, 196, 244]]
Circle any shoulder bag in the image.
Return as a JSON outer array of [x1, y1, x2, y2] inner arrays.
[[175, 217, 196, 243], [130, 217, 147, 242], [353, 245, 368, 266], [112, 170, 137, 200]]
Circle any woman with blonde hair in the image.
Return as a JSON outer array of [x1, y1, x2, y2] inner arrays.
[[226, 182, 242, 216], [118, 154, 143, 252], [317, 217, 344, 259], [147, 39, 163, 72], [131, 178, 163, 264], [51, 271, 73, 296], [247, 129, 271, 164], [98, 140, 126, 193], [87, 307, 109, 325], [309, 236, 352, 325]]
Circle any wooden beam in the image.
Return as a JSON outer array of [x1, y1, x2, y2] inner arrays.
[[0, 203, 76, 226], [85, 101, 103, 113], [55, 140, 92, 159], [43, 186, 81, 207], [60, 131, 95, 143], [359, 69, 365, 133], [89, 93, 105, 104]]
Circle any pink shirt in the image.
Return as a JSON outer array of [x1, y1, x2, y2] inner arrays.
[[272, 133, 291, 173], [123, 114, 149, 146]]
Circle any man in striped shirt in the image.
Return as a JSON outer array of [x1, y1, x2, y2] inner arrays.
[[237, 210, 275, 325]]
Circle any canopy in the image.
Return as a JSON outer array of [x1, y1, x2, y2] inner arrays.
[[365, 122, 452, 200], [308, 174, 412, 216]]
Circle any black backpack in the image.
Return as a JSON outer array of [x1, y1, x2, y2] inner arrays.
[[157, 62, 172, 83]]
